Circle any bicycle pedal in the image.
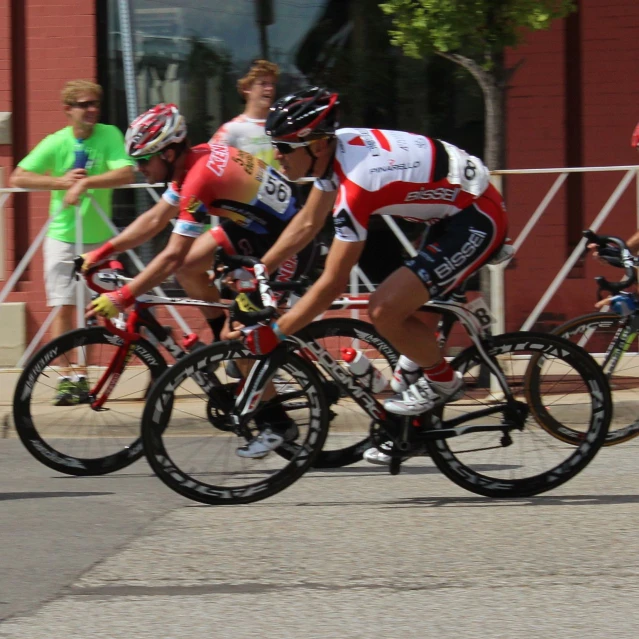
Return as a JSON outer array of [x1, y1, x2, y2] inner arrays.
[[389, 457, 402, 475]]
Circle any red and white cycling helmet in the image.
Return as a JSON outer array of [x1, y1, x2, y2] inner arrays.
[[125, 103, 187, 158], [631, 122, 639, 149]]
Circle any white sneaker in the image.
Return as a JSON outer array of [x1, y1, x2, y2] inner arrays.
[[236, 422, 299, 459], [384, 372, 464, 416], [363, 441, 394, 465], [390, 364, 421, 393], [363, 441, 430, 466]]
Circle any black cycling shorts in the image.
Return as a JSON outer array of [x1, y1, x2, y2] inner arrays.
[[211, 218, 319, 284], [405, 189, 508, 299]]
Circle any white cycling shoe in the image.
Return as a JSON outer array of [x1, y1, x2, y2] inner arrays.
[[390, 364, 421, 393], [236, 422, 299, 459], [363, 442, 399, 466], [363, 441, 430, 466], [384, 372, 464, 416]]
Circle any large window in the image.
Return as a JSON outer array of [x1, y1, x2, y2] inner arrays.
[[102, 0, 484, 281]]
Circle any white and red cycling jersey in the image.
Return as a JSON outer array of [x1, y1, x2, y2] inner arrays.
[[314, 128, 502, 242]]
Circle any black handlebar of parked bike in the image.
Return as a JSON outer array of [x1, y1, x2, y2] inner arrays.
[[583, 229, 638, 294]]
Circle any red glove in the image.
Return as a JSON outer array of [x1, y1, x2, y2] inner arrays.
[[243, 323, 284, 355], [82, 241, 115, 272], [632, 122, 639, 149]]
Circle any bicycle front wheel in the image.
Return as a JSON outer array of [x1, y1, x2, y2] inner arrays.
[[299, 318, 398, 468], [553, 311, 639, 445], [141, 341, 330, 506], [426, 332, 611, 498], [13, 326, 167, 475]]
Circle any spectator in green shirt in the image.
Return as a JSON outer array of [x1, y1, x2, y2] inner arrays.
[[10, 79, 135, 404]]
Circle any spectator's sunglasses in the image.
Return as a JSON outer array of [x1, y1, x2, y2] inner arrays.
[[69, 100, 101, 109], [272, 139, 321, 155]]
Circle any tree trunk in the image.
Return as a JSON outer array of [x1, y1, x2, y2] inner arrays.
[[437, 52, 504, 169]]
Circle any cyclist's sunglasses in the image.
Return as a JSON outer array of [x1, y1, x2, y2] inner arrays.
[[272, 140, 313, 155], [69, 100, 101, 109], [135, 152, 160, 167]]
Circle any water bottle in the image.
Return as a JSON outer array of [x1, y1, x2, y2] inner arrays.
[[610, 292, 639, 316], [73, 138, 89, 170], [341, 347, 388, 393]]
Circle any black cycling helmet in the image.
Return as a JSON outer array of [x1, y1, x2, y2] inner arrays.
[[265, 86, 339, 142]]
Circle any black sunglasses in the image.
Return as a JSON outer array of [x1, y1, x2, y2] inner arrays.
[[69, 100, 101, 109], [134, 152, 160, 167], [272, 141, 311, 155]]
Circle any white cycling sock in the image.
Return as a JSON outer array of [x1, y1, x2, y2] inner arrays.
[[397, 355, 420, 372]]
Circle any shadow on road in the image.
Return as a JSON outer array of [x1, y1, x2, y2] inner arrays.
[[0, 491, 113, 501]]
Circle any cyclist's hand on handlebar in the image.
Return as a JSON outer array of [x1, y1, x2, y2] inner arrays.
[[588, 242, 623, 267], [86, 286, 134, 320], [241, 323, 283, 355], [86, 293, 120, 319], [80, 242, 117, 273]]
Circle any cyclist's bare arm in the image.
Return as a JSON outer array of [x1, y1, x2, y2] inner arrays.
[[109, 199, 178, 254], [261, 187, 336, 273], [626, 230, 639, 255], [118, 231, 194, 299], [275, 238, 365, 336]]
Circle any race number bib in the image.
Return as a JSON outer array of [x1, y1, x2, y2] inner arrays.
[[256, 169, 292, 215], [441, 141, 490, 197], [465, 296, 496, 329]]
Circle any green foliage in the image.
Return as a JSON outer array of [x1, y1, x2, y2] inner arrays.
[[379, 0, 576, 65]]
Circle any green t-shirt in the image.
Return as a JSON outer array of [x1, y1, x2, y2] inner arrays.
[[18, 124, 134, 243]]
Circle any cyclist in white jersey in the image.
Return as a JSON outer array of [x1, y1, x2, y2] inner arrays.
[[210, 59, 279, 168], [229, 86, 508, 461]]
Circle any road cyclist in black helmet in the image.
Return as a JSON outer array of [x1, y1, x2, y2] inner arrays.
[[227, 86, 509, 463]]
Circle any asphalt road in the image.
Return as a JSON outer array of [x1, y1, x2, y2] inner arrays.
[[1, 434, 639, 638]]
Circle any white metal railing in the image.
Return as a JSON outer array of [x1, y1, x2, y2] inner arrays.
[[2, 165, 637, 367], [0, 182, 415, 367], [0, 183, 193, 366], [488, 165, 639, 332]]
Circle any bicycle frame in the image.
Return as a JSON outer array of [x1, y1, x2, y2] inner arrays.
[[233, 298, 519, 442], [84, 296, 228, 409]]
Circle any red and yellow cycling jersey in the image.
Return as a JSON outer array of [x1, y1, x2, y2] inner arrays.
[[162, 143, 298, 238]]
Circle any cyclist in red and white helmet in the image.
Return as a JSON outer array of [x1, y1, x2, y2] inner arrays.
[[124, 103, 188, 184], [228, 86, 509, 461]]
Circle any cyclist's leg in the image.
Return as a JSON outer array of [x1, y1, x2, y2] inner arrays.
[[370, 202, 507, 417], [177, 222, 296, 456], [176, 227, 226, 313]]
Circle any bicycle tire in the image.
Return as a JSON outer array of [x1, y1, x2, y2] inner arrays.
[[425, 332, 611, 498], [13, 326, 167, 476], [292, 318, 399, 468], [552, 311, 639, 445], [141, 340, 330, 506]]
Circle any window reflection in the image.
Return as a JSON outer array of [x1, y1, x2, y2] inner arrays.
[[104, 0, 485, 283]]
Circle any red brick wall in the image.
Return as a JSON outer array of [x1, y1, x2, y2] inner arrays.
[[4, 0, 639, 350], [3, 1, 96, 346], [0, 0, 13, 276], [503, 0, 639, 332]]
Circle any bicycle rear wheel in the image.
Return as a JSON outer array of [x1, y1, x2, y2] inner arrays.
[[141, 340, 329, 505], [552, 311, 639, 445], [426, 332, 611, 498], [13, 326, 166, 475]]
